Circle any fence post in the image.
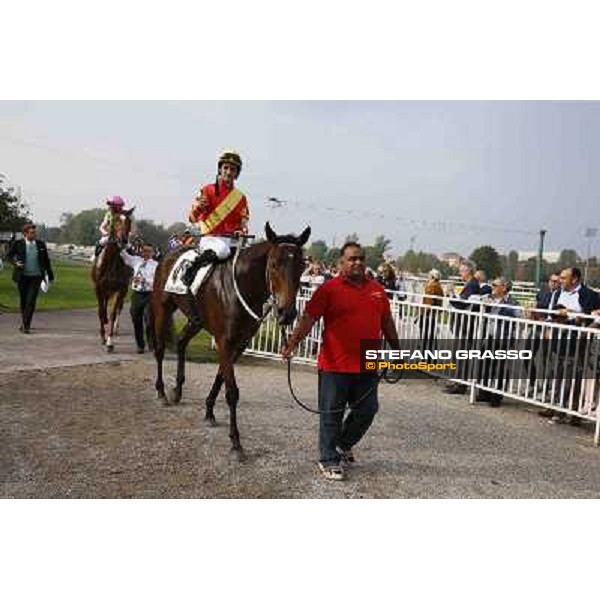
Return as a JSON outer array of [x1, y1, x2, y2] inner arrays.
[[595, 411, 600, 447]]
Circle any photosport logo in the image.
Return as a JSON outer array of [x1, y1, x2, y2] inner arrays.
[[359, 340, 533, 378]]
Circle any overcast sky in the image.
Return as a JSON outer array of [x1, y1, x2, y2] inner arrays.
[[1, 101, 599, 257]]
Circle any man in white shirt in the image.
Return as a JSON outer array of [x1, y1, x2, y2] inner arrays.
[[120, 243, 158, 353]]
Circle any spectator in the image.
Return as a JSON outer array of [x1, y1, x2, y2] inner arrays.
[[301, 261, 326, 291], [544, 267, 600, 422], [527, 272, 561, 397], [396, 271, 408, 301], [475, 269, 492, 296], [376, 262, 398, 298], [419, 268, 444, 352], [477, 277, 521, 407], [444, 260, 481, 394]]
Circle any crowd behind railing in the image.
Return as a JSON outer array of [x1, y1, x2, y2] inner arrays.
[[248, 259, 600, 445]]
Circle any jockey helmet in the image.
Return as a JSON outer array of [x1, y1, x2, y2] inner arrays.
[[218, 150, 242, 177], [107, 195, 125, 209]]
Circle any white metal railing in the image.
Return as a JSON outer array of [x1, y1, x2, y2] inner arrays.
[[245, 286, 600, 445]]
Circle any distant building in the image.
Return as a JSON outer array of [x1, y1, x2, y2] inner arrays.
[[517, 251, 561, 263], [440, 252, 463, 268]]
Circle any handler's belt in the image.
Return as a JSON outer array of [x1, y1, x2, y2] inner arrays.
[[199, 188, 244, 235]]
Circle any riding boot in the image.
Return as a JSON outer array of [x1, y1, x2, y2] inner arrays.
[[94, 242, 104, 257], [181, 249, 218, 288]]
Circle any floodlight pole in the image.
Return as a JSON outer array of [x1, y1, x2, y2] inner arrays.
[[584, 228, 597, 282], [535, 229, 547, 289]]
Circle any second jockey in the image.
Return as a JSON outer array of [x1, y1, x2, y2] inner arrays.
[[182, 150, 249, 286], [95, 196, 129, 257]]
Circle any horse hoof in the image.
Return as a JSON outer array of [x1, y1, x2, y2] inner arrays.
[[230, 448, 246, 462], [205, 416, 218, 427], [168, 388, 181, 405], [106, 345, 114, 353]]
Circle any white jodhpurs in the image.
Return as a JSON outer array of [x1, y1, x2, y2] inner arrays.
[[198, 236, 232, 260]]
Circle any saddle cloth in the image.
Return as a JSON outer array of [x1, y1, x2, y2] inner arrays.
[[164, 249, 214, 295]]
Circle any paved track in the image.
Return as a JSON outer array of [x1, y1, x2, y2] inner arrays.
[[1, 308, 600, 498]]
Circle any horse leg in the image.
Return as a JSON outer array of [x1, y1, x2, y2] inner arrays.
[[106, 294, 118, 352], [220, 353, 243, 458], [153, 296, 170, 403], [168, 315, 203, 405], [205, 368, 224, 426], [113, 290, 126, 340], [205, 345, 245, 426], [96, 288, 107, 344]]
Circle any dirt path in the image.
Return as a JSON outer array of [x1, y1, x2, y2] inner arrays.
[[2, 309, 600, 498]]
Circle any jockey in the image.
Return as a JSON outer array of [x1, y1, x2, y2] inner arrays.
[[95, 196, 128, 257], [182, 150, 249, 285]]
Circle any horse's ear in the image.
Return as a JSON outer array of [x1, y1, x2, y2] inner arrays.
[[265, 221, 277, 243], [123, 207, 135, 217], [297, 226, 311, 246]]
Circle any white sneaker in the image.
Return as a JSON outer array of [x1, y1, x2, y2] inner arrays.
[[318, 462, 345, 481]]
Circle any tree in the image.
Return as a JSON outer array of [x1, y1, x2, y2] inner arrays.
[[58, 208, 105, 245], [344, 232, 359, 243], [166, 221, 189, 236], [557, 249, 581, 271], [0, 176, 30, 231], [324, 246, 341, 266], [504, 250, 519, 280], [134, 219, 170, 248], [307, 240, 328, 262], [364, 235, 393, 270], [521, 257, 544, 282], [469, 245, 502, 279]]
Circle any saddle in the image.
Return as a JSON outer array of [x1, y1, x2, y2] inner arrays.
[[164, 246, 237, 296]]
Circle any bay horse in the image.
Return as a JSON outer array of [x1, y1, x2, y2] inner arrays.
[[91, 208, 134, 352], [152, 222, 311, 457]]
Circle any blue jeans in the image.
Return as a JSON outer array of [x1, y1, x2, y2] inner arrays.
[[318, 371, 379, 466]]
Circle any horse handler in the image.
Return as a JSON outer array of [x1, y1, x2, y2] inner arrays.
[[281, 242, 400, 481], [120, 242, 158, 353]]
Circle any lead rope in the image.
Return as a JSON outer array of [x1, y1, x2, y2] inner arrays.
[[280, 325, 387, 415]]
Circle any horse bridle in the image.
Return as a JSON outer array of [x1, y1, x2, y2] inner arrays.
[[231, 241, 276, 322], [231, 240, 300, 323]]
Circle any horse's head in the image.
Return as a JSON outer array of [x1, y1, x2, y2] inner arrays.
[[265, 221, 311, 326], [111, 207, 135, 246]]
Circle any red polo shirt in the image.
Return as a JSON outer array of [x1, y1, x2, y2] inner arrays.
[[305, 276, 392, 373]]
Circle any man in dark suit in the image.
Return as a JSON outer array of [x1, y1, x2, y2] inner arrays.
[[527, 272, 561, 393], [477, 277, 522, 407], [444, 260, 481, 394], [6, 222, 54, 333]]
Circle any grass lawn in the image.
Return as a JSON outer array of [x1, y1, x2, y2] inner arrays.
[[0, 256, 98, 311], [173, 321, 216, 363], [1, 254, 217, 363]]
